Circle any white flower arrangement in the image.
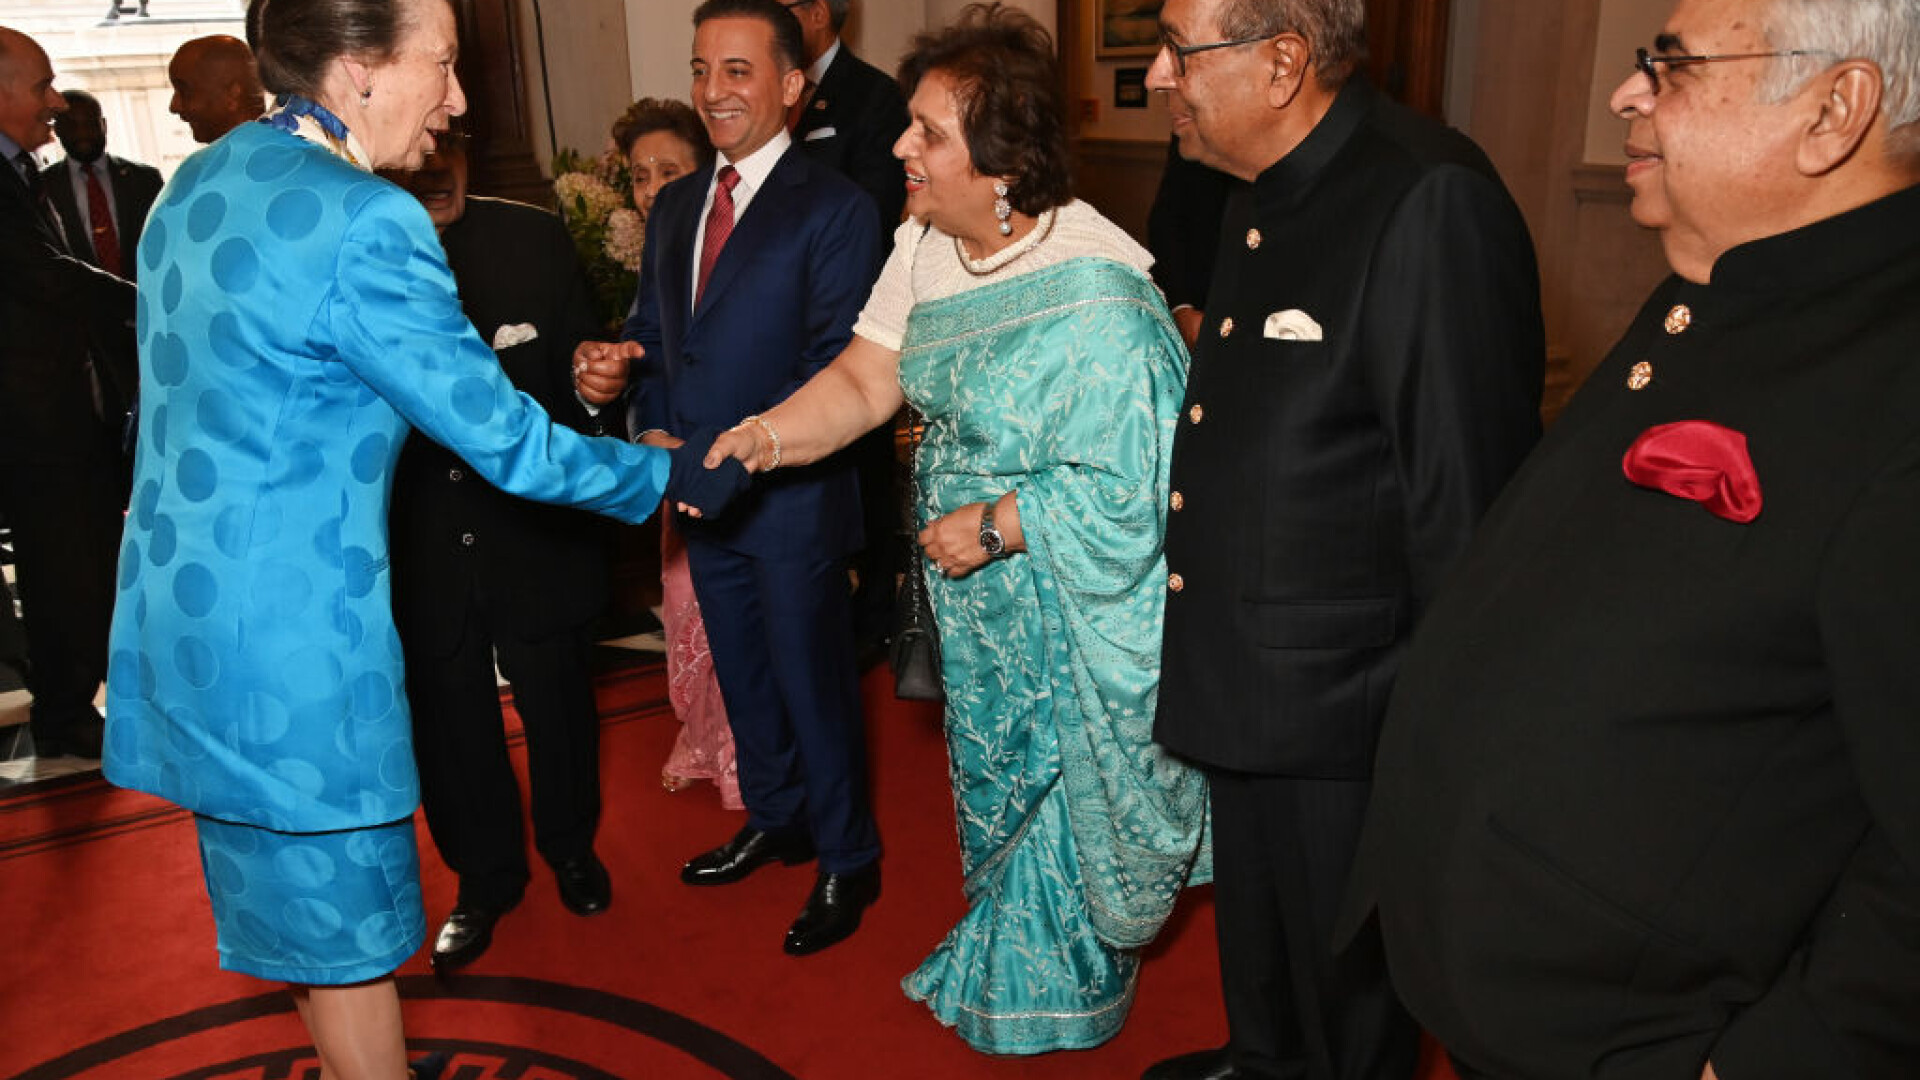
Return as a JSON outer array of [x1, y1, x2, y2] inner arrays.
[[552, 148, 641, 328], [605, 207, 645, 272]]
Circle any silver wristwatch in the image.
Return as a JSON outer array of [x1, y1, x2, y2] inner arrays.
[[979, 498, 1008, 559]]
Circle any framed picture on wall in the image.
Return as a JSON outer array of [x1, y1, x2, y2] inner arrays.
[[1096, 0, 1163, 59]]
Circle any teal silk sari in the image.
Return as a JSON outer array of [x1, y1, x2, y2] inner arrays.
[[898, 256, 1211, 1054]]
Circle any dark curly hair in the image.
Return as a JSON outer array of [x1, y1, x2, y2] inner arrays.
[[611, 97, 714, 167], [897, 3, 1071, 217]]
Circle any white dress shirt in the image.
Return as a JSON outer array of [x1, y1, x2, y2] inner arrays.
[[688, 128, 792, 309]]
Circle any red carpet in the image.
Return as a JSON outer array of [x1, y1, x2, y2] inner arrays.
[[0, 662, 1456, 1079]]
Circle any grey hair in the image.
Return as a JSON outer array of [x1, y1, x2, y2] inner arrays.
[[1215, 0, 1366, 82], [1759, 0, 1920, 156], [823, 0, 850, 32]]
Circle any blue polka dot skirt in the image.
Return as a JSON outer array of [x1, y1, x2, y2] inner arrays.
[[193, 814, 425, 984]]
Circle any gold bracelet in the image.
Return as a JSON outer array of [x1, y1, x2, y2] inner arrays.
[[740, 414, 782, 471]]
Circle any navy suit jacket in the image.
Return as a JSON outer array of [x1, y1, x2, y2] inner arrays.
[[623, 144, 880, 560]]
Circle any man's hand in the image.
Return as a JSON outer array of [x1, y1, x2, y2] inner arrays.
[[572, 340, 640, 405], [1173, 306, 1205, 347]]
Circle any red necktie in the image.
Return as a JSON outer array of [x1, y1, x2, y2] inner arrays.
[[695, 165, 739, 306], [83, 164, 123, 277]]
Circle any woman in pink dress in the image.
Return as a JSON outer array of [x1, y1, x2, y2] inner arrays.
[[612, 100, 740, 808]]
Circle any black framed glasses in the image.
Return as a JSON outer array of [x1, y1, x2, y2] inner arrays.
[[781, 0, 816, 10], [1158, 32, 1272, 78], [1632, 45, 1832, 94]]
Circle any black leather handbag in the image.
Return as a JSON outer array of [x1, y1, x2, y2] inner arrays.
[[890, 411, 944, 702]]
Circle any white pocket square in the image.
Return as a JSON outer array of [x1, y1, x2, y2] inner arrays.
[[492, 323, 538, 350], [1263, 309, 1323, 342], [803, 126, 837, 142]]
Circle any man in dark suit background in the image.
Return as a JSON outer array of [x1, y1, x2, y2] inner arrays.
[[0, 27, 135, 761], [788, 0, 907, 241], [1140, 0, 1545, 1077], [44, 89, 161, 283], [382, 129, 617, 972], [577, 0, 883, 957], [787, 0, 909, 663], [1347, 2, 1920, 1077]]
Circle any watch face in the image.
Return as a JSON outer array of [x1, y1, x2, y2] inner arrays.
[[980, 528, 1005, 558]]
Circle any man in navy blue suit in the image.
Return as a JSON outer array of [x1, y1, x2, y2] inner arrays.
[[575, 0, 882, 956]]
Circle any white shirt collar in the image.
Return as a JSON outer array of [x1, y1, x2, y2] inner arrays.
[[806, 38, 840, 86], [714, 127, 791, 196], [0, 131, 33, 179]]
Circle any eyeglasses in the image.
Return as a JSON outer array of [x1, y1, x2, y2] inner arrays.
[[1157, 32, 1271, 78], [781, 0, 816, 9], [1632, 46, 1832, 94]]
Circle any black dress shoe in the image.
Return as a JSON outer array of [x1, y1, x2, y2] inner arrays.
[[783, 863, 880, 956], [681, 825, 815, 886], [1142, 1046, 1238, 1080], [430, 900, 513, 971], [552, 853, 611, 916]]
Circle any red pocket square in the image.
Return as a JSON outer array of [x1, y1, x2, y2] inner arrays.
[[1621, 420, 1763, 523]]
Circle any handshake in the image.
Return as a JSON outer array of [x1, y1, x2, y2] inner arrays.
[[662, 427, 754, 519]]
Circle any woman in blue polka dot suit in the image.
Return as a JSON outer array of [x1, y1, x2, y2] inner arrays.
[[99, 0, 742, 1075]]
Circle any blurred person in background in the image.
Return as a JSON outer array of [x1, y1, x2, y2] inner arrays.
[[609, 97, 742, 808], [168, 35, 267, 144], [44, 89, 162, 282], [0, 27, 133, 763]]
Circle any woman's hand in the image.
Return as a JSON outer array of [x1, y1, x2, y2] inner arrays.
[[919, 502, 992, 580], [707, 424, 774, 473]]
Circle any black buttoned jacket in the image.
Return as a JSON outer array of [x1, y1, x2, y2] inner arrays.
[[1350, 182, 1920, 1080], [1153, 77, 1545, 778], [387, 196, 611, 649]]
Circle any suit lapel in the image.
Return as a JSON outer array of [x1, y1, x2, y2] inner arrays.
[[661, 165, 706, 323], [47, 162, 90, 259], [109, 157, 137, 242], [797, 51, 847, 139], [5, 157, 70, 252], [692, 147, 802, 323]]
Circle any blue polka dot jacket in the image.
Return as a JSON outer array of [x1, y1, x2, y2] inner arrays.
[[103, 121, 668, 832]]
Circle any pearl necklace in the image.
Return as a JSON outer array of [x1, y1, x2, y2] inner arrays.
[[955, 207, 1058, 277]]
